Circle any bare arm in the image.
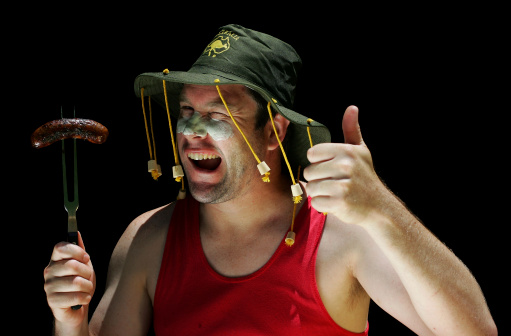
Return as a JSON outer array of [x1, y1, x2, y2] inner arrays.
[[89, 203, 172, 335], [304, 106, 497, 335]]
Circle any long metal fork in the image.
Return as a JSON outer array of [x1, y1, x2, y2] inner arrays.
[[61, 108, 82, 310], [62, 137, 79, 245]]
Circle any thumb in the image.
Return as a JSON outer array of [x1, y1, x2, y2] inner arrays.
[[342, 105, 364, 145], [77, 231, 86, 252]]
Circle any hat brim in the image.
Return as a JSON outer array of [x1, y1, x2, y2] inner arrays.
[[134, 71, 330, 170]]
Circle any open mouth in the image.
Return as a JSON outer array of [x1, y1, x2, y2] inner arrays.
[[188, 153, 222, 171]]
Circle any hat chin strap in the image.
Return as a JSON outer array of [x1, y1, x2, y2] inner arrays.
[[162, 77, 186, 199]]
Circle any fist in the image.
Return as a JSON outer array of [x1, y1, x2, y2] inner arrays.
[[304, 106, 385, 225], [43, 232, 95, 326]]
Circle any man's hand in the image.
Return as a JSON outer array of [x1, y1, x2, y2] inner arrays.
[[304, 105, 386, 225], [44, 232, 95, 329]]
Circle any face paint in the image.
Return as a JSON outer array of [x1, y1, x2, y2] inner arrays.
[[177, 111, 233, 141]]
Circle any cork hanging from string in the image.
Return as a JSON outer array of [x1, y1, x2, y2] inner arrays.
[[162, 69, 186, 199], [140, 88, 162, 180]]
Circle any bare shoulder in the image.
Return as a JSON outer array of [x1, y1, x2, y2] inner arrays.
[[117, 202, 175, 253], [128, 202, 176, 245], [107, 202, 176, 288]]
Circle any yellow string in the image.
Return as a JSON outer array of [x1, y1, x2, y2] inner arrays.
[[148, 96, 157, 163], [285, 165, 301, 247], [290, 165, 301, 233], [307, 118, 327, 215], [162, 80, 182, 182], [140, 88, 154, 160], [267, 102, 295, 185], [306, 118, 314, 147], [215, 85, 261, 164]]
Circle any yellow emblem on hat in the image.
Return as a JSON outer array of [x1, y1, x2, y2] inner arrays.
[[203, 36, 230, 57]]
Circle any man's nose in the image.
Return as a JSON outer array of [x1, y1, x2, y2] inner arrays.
[[183, 113, 208, 138]]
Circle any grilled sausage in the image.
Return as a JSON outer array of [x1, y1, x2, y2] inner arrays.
[[31, 118, 109, 148]]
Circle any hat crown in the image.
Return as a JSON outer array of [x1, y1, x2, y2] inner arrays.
[[190, 24, 302, 109]]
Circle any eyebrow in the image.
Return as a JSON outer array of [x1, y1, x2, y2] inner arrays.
[[179, 93, 236, 112]]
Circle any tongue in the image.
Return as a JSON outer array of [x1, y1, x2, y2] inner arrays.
[[194, 158, 221, 170]]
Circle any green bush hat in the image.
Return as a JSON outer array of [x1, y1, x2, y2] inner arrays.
[[133, 24, 330, 173]]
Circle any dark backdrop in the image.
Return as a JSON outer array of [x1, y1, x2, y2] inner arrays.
[[8, 6, 504, 335]]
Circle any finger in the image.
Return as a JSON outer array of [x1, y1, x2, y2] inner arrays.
[[44, 258, 93, 280], [342, 105, 365, 145], [50, 241, 90, 264], [307, 143, 350, 164], [46, 291, 93, 309], [304, 154, 353, 181], [44, 275, 95, 295], [309, 195, 336, 214], [305, 179, 347, 199]]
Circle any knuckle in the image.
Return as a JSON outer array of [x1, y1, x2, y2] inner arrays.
[[343, 144, 356, 157], [333, 157, 353, 174], [72, 276, 90, 291], [54, 241, 69, 252], [43, 265, 51, 280], [342, 161, 354, 174], [337, 179, 350, 195], [66, 259, 82, 273], [46, 293, 59, 307], [72, 291, 92, 305], [52, 242, 70, 259], [43, 279, 52, 294], [72, 273, 94, 291]]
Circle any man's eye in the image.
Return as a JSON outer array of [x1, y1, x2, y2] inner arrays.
[[179, 107, 194, 118], [209, 111, 228, 119]]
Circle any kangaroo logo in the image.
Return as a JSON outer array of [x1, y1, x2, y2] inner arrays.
[[203, 36, 230, 57]]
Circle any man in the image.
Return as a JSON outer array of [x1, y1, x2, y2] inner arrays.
[[43, 24, 497, 335]]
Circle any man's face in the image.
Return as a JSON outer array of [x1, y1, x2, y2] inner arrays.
[[177, 84, 265, 204]]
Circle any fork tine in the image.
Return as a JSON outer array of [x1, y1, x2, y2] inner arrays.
[[73, 138, 79, 206], [62, 138, 69, 206]]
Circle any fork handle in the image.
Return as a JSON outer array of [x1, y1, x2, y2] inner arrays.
[[68, 231, 79, 245], [67, 231, 83, 310]]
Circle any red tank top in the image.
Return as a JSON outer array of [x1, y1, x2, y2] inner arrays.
[[153, 196, 369, 335]]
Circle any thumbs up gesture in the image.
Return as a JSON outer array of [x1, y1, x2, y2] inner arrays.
[[303, 105, 387, 225]]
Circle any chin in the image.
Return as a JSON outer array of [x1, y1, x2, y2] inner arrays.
[[187, 181, 234, 204]]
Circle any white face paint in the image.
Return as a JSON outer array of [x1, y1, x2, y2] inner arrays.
[[177, 111, 233, 141]]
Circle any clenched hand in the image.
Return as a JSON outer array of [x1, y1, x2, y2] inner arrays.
[[304, 105, 388, 226], [44, 232, 96, 328]]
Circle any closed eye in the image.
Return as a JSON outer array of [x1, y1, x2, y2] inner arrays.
[[209, 111, 229, 120], [179, 106, 194, 118]]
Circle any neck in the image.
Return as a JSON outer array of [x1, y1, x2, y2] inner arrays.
[[199, 168, 298, 236]]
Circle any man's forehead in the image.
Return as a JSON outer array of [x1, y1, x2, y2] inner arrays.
[[179, 84, 252, 107], [181, 83, 248, 95]]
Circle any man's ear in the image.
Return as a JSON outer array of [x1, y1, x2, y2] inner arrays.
[[267, 113, 290, 151]]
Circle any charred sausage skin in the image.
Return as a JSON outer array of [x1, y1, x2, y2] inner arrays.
[[31, 118, 109, 148]]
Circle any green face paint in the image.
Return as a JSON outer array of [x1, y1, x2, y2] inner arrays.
[[177, 111, 233, 141]]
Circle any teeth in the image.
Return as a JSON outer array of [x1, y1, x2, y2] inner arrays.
[[188, 153, 219, 160]]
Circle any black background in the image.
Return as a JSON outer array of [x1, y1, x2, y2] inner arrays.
[[8, 5, 505, 335]]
